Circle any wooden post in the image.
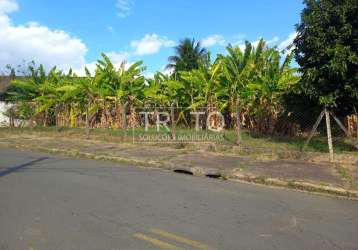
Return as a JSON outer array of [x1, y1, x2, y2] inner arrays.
[[325, 108, 334, 162], [347, 116, 352, 136], [355, 115, 358, 140], [236, 97, 241, 145], [171, 102, 176, 140], [303, 110, 325, 150]]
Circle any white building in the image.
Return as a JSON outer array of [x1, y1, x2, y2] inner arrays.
[[0, 76, 12, 126], [0, 102, 11, 127]]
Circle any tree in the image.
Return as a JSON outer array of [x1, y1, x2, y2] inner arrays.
[[219, 40, 261, 126], [180, 61, 222, 111], [56, 68, 100, 128], [166, 38, 208, 74], [294, 0, 358, 115], [245, 49, 299, 134], [4, 64, 63, 126], [144, 72, 183, 107]]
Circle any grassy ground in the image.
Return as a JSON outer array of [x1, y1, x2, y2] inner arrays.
[[1, 126, 356, 155]]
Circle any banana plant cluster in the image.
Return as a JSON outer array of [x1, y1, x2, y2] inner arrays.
[[4, 39, 299, 134]]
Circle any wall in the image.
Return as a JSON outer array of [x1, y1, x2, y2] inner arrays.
[[0, 102, 10, 126]]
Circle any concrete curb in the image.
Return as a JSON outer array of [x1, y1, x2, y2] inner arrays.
[[232, 172, 358, 199]]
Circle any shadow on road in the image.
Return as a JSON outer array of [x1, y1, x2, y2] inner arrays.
[[0, 157, 49, 177]]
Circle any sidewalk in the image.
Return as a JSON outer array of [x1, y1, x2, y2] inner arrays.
[[1, 132, 357, 198]]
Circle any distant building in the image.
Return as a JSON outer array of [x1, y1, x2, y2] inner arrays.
[[0, 76, 12, 126]]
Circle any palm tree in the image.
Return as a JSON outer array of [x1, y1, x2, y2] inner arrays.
[[166, 38, 208, 75]]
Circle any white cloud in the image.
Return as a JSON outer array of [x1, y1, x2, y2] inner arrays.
[[233, 38, 268, 52], [0, 0, 18, 14], [234, 32, 296, 51], [74, 51, 131, 76], [107, 26, 114, 34], [0, 0, 87, 73], [0, 0, 150, 76], [107, 51, 134, 71], [130, 33, 175, 56], [144, 71, 154, 79], [73, 61, 97, 76], [267, 36, 279, 44], [163, 68, 174, 76], [201, 34, 225, 47], [116, 0, 134, 18], [231, 34, 246, 46], [279, 32, 297, 51], [107, 51, 130, 63], [0, 0, 17, 28]]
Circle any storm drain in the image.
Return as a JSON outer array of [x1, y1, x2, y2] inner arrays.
[[205, 173, 222, 179], [173, 169, 194, 175]]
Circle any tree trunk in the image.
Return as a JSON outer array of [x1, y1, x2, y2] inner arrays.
[[236, 97, 241, 145]]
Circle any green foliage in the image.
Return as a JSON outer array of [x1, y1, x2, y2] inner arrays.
[[3, 40, 299, 132], [144, 72, 184, 106], [3, 102, 34, 121], [294, 0, 358, 113]]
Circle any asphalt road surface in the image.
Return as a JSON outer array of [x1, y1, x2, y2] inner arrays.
[[0, 148, 358, 250]]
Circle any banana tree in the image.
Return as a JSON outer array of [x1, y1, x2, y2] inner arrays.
[[56, 67, 101, 128], [218, 40, 268, 127], [144, 72, 184, 107], [245, 49, 300, 134], [116, 60, 146, 128], [179, 60, 223, 129], [5, 64, 66, 126], [34, 67, 73, 126]]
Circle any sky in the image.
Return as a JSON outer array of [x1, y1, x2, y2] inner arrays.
[[0, 0, 304, 76]]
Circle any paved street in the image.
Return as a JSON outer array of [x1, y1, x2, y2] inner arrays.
[[0, 148, 357, 250]]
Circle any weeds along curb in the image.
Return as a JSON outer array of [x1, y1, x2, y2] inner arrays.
[[11, 144, 163, 169], [232, 173, 358, 200], [5, 143, 358, 200]]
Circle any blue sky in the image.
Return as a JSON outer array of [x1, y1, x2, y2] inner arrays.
[[0, 0, 304, 76]]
